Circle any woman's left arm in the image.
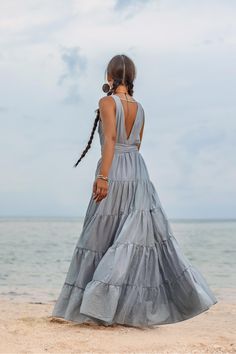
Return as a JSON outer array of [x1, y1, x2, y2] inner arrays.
[[93, 96, 116, 203]]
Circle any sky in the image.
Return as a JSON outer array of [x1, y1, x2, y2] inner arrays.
[[0, 0, 235, 219]]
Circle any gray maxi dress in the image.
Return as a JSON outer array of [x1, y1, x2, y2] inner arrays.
[[51, 94, 218, 328]]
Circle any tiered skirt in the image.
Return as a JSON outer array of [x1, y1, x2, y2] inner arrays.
[[51, 151, 218, 327]]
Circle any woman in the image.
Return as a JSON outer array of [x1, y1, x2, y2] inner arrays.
[[51, 54, 218, 328]]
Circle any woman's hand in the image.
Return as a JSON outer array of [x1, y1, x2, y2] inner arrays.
[[92, 178, 109, 203]]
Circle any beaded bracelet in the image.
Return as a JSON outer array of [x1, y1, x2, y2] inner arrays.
[[96, 174, 109, 182]]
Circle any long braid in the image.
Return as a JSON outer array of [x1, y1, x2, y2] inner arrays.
[[126, 80, 134, 96], [73, 109, 100, 167]]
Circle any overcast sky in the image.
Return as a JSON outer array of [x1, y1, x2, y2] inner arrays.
[[0, 0, 235, 219]]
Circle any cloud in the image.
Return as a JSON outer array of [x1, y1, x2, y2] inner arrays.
[[0, 106, 8, 112], [143, 117, 236, 218], [57, 46, 87, 104], [0, 2, 77, 47], [115, 0, 154, 10], [58, 46, 87, 84], [0, 0, 235, 217], [114, 0, 158, 20]]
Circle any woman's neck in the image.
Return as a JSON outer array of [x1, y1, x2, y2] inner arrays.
[[115, 84, 128, 94]]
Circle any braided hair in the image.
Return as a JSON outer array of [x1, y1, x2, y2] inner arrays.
[[73, 54, 136, 167]]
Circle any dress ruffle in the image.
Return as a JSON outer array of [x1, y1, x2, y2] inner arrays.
[[52, 237, 217, 327], [52, 178, 218, 327]]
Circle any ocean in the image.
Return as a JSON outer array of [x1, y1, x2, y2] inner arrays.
[[0, 217, 235, 303]]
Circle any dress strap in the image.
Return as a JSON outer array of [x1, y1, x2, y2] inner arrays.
[[110, 95, 124, 142]]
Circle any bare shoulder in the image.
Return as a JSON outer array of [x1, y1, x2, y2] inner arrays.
[[98, 95, 115, 109]]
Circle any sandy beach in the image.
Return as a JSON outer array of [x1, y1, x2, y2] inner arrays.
[[0, 293, 235, 354]]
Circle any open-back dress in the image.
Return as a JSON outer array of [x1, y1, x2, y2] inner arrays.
[[51, 94, 218, 328]]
